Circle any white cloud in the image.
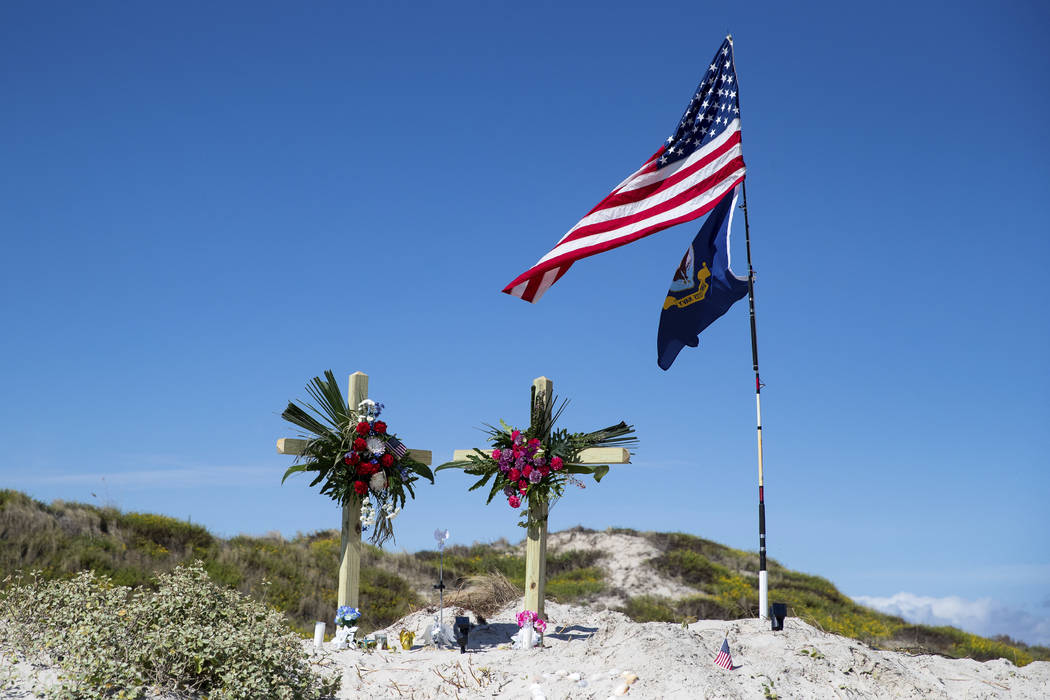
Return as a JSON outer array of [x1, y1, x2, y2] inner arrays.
[[3, 465, 274, 489], [855, 592, 1050, 647]]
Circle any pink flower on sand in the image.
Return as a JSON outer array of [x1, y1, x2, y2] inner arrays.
[[551, 456, 563, 471], [508, 494, 521, 508]]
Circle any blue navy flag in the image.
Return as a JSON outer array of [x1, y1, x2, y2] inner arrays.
[[657, 186, 748, 370]]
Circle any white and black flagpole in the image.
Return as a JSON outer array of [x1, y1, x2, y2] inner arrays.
[[739, 180, 768, 620], [729, 33, 769, 622]]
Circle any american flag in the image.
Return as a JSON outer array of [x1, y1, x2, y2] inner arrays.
[[503, 36, 746, 303], [386, 437, 407, 459], [714, 637, 734, 670]]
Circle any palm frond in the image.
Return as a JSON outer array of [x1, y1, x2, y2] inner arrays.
[[280, 403, 333, 439]]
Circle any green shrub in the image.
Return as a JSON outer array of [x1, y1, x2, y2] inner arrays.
[[358, 568, 422, 633], [674, 594, 736, 621], [547, 566, 605, 599], [0, 563, 340, 699], [620, 595, 678, 622], [650, 549, 730, 587], [115, 512, 215, 552], [546, 549, 604, 577]]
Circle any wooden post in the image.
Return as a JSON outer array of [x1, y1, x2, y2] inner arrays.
[[524, 376, 553, 619], [338, 372, 368, 608], [524, 499, 549, 618]]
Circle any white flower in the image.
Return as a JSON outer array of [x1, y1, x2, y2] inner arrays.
[[369, 472, 388, 492], [366, 436, 385, 455]]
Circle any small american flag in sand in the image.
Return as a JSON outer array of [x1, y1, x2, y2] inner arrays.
[[714, 637, 734, 670]]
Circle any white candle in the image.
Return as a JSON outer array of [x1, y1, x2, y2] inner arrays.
[[313, 621, 326, 648]]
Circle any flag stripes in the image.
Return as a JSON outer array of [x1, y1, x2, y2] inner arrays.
[[504, 125, 744, 303], [714, 637, 734, 670]]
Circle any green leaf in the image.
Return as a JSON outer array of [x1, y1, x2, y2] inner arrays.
[[280, 464, 307, 484], [591, 464, 610, 483], [486, 473, 507, 504], [411, 463, 435, 483], [435, 459, 476, 472], [468, 472, 494, 492]]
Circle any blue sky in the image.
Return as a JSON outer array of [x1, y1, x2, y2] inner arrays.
[[2, 1, 1048, 645]]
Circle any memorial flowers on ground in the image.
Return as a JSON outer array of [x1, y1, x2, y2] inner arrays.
[[436, 391, 637, 527], [335, 605, 361, 628], [280, 370, 433, 546]]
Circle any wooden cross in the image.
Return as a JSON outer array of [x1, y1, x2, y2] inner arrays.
[[277, 371, 433, 608], [451, 376, 630, 620]]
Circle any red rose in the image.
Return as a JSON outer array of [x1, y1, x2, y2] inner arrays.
[[380, 453, 395, 468], [358, 462, 377, 477], [518, 479, 528, 494], [508, 468, 520, 482], [356, 421, 370, 435], [344, 454, 352, 465], [374, 421, 387, 434], [348, 452, 361, 465], [540, 466, 550, 477], [522, 465, 533, 478], [353, 437, 367, 451], [353, 480, 367, 495]]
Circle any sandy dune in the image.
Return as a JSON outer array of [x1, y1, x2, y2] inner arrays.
[[319, 601, 1050, 699]]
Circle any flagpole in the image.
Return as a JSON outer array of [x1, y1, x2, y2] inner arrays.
[[739, 180, 767, 621]]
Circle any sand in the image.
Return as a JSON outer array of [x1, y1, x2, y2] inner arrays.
[[312, 601, 1050, 699]]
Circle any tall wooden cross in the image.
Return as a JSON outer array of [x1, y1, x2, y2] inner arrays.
[[451, 376, 630, 620], [277, 371, 433, 608]]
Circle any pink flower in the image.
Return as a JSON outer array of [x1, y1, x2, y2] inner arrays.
[[492, 448, 501, 460], [511, 430, 521, 443], [540, 466, 550, 477], [551, 456, 563, 471], [522, 464, 532, 478], [508, 468, 521, 482], [518, 480, 528, 494], [508, 494, 521, 508]]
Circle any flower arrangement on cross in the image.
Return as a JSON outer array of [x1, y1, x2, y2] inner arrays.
[[437, 379, 637, 530], [280, 370, 434, 546]]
